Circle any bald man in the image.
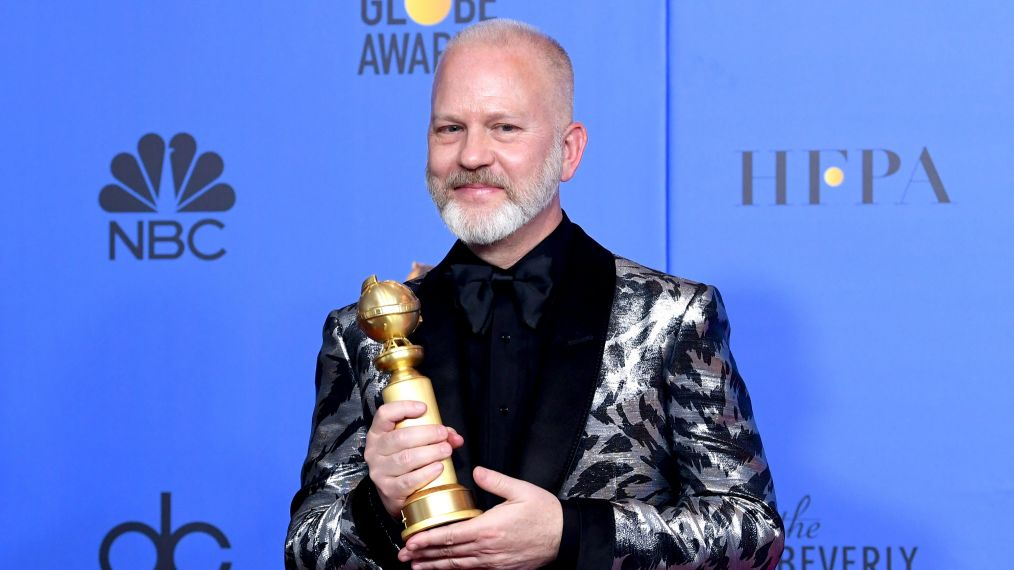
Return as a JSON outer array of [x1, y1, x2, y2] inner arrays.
[[286, 19, 784, 570]]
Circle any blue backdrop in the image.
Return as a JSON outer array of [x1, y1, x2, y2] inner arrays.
[[1, 1, 1009, 568]]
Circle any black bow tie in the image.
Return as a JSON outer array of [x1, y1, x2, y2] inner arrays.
[[449, 256, 554, 334]]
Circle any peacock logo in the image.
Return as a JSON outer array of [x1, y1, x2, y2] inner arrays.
[[101, 133, 234, 261], [100, 133, 235, 214]]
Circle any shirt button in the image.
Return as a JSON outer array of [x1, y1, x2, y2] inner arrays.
[[500, 334, 511, 344], [499, 406, 510, 416]]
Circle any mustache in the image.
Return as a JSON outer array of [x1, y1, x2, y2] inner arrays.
[[443, 168, 511, 190]]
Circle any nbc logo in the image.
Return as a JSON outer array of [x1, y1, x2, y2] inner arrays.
[[100, 133, 234, 260]]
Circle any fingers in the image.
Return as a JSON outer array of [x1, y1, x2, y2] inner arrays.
[[404, 519, 479, 552], [364, 401, 466, 516], [409, 556, 482, 569], [369, 400, 427, 434], [400, 519, 488, 567], [446, 426, 465, 449], [371, 458, 447, 518], [402, 540, 480, 563], [391, 461, 445, 499], [408, 556, 482, 569], [374, 424, 450, 456], [366, 435, 453, 483], [388, 440, 453, 475], [400, 475, 561, 569], [473, 466, 526, 500]]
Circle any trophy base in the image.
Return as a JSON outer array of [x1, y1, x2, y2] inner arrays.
[[400, 483, 482, 540]]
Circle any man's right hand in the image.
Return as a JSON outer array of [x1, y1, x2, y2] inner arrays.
[[364, 400, 464, 519]]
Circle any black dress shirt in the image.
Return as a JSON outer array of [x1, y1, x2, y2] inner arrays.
[[443, 214, 581, 567], [352, 214, 586, 567]]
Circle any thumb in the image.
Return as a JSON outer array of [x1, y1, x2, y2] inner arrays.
[[473, 466, 529, 501]]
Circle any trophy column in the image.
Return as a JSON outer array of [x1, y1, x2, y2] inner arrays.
[[357, 275, 482, 539]]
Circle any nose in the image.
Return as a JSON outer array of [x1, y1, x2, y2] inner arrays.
[[458, 130, 494, 170]]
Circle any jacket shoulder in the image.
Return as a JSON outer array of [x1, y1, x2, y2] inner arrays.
[[614, 256, 711, 302], [324, 302, 360, 339]]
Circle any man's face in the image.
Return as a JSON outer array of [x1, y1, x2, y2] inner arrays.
[[427, 44, 565, 245]]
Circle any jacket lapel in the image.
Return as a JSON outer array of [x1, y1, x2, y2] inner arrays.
[[411, 260, 478, 493], [517, 225, 616, 494]]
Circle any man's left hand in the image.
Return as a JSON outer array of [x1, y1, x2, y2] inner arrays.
[[397, 466, 563, 569]]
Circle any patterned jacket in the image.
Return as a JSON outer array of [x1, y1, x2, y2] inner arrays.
[[285, 224, 784, 569]]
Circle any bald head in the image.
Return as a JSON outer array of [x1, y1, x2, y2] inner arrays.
[[426, 19, 588, 252], [435, 19, 575, 125]]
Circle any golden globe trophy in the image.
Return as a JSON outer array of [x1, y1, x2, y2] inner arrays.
[[357, 275, 482, 540]]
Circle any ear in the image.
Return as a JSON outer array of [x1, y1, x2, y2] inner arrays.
[[559, 121, 588, 183]]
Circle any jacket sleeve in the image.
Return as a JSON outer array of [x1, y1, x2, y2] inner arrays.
[[609, 284, 784, 569], [284, 309, 407, 569]]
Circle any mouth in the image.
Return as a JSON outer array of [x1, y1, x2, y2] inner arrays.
[[452, 183, 504, 199], [454, 183, 502, 190]]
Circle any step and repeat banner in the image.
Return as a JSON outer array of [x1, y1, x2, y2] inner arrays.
[[0, 2, 665, 568], [668, 2, 1014, 569], [1, 1, 1010, 569]]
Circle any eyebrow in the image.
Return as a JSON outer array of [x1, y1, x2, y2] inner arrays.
[[431, 112, 524, 124]]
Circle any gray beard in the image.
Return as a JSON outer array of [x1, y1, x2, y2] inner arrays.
[[426, 140, 564, 245]]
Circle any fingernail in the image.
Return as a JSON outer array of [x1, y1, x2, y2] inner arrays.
[[440, 443, 451, 454], [436, 425, 447, 437], [414, 401, 425, 412]]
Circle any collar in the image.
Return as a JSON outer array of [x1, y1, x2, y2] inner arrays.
[[442, 211, 575, 285]]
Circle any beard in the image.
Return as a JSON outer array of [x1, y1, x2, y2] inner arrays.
[[426, 138, 564, 245]]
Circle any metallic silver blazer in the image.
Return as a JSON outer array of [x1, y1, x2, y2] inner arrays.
[[286, 232, 783, 569]]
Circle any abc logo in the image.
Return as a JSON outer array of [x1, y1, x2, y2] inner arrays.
[[99, 493, 230, 570]]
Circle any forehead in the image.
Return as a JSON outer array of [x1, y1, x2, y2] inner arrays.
[[431, 44, 553, 116]]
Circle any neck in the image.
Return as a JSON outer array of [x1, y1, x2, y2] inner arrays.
[[466, 197, 563, 269]]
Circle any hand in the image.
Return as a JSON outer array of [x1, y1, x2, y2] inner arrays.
[[364, 400, 465, 518], [398, 466, 563, 569]]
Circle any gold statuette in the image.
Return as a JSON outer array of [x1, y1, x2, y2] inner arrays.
[[357, 275, 482, 540]]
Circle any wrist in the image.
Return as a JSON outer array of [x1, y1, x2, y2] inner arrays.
[[369, 476, 403, 519], [545, 498, 564, 564], [379, 494, 401, 520]]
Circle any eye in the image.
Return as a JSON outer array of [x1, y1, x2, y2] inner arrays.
[[436, 124, 462, 134], [497, 124, 518, 133]]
